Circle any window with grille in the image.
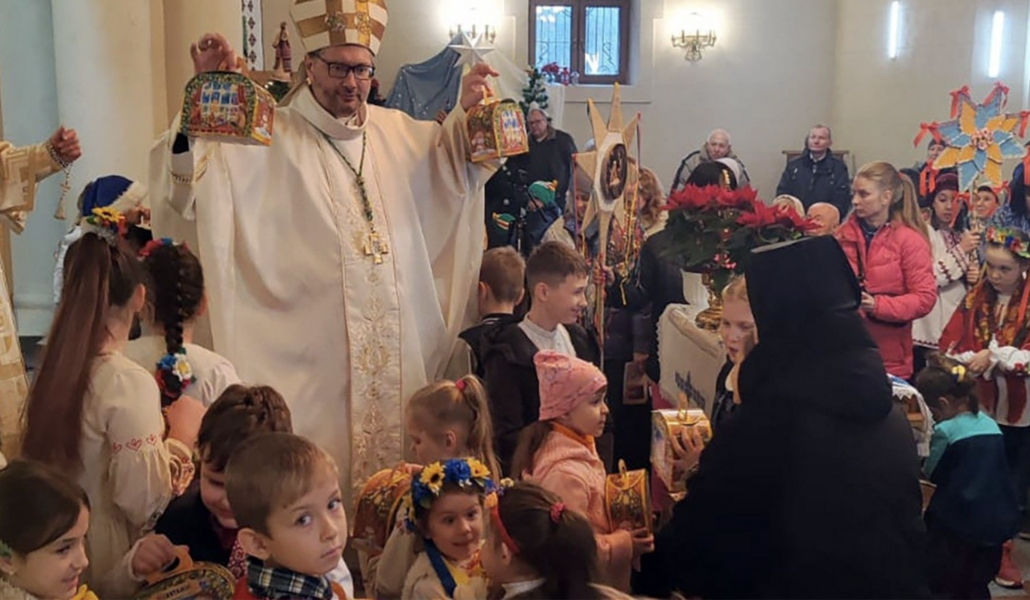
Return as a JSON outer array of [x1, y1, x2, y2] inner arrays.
[[529, 0, 630, 85]]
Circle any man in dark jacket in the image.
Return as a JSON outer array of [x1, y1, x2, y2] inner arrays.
[[777, 124, 852, 217], [637, 236, 928, 599]]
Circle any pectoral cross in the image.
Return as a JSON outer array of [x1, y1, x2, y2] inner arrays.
[[363, 231, 390, 264]]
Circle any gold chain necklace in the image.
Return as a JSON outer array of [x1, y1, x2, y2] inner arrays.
[[321, 130, 390, 264]]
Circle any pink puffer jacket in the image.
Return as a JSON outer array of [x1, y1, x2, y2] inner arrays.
[[835, 216, 936, 378]]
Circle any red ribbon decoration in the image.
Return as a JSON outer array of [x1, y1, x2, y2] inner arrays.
[[913, 122, 941, 148], [951, 192, 971, 229], [986, 81, 1011, 110], [1019, 111, 1030, 138], [919, 164, 939, 197], [950, 85, 971, 118]]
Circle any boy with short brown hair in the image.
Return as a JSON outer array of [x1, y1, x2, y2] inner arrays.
[[456, 246, 527, 378], [152, 385, 353, 596], [227, 432, 349, 600]]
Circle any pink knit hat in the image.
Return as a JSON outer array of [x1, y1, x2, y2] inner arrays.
[[535, 350, 607, 420]]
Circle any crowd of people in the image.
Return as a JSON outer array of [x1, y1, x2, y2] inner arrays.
[[2, 3, 1030, 599]]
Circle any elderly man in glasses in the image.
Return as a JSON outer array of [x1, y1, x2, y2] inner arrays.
[[150, 1, 500, 508]]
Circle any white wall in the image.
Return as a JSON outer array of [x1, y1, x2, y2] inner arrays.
[[578, 0, 839, 196], [833, 0, 1030, 178], [0, 0, 63, 335]]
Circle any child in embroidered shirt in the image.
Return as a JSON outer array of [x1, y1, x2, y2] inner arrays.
[[514, 350, 653, 592], [481, 481, 632, 600], [125, 238, 240, 407], [21, 228, 202, 598], [916, 354, 1020, 599], [368, 376, 501, 598], [940, 226, 1030, 589], [226, 433, 349, 600], [401, 458, 494, 600], [0, 461, 96, 600]]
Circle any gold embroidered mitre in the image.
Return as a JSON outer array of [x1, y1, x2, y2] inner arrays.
[[291, 0, 389, 55]]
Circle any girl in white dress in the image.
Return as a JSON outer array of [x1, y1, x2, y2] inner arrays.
[[125, 239, 239, 406], [21, 222, 201, 598]]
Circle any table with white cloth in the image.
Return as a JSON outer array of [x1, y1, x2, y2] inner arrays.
[[657, 303, 726, 417]]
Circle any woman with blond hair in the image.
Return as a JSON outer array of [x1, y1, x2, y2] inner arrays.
[[636, 166, 668, 238], [711, 276, 756, 430], [835, 161, 936, 379]]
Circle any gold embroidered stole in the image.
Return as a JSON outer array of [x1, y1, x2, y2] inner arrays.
[[316, 125, 403, 498]]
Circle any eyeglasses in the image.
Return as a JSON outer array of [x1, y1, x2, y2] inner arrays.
[[312, 54, 376, 80]]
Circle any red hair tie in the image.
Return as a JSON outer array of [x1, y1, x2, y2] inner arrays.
[[455, 379, 466, 392], [550, 502, 565, 523]]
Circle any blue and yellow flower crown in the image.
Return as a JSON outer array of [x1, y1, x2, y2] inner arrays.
[[403, 457, 495, 530], [987, 226, 1030, 260], [81, 207, 127, 243]]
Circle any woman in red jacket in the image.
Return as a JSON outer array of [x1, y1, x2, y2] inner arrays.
[[835, 161, 936, 379]]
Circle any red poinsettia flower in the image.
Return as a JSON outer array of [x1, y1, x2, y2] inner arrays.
[[736, 200, 778, 228], [716, 186, 760, 210], [772, 204, 809, 229], [668, 184, 721, 212]]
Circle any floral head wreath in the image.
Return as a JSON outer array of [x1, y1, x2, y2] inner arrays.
[[986, 227, 1030, 260], [139, 237, 180, 259], [81, 207, 127, 243], [403, 458, 495, 531], [0, 538, 12, 559]]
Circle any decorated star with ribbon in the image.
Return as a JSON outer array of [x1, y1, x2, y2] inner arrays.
[[449, 31, 494, 67], [915, 82, 1029, 192]]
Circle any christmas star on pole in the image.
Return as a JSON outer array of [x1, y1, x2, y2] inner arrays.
[[573, 83, 640, 345]]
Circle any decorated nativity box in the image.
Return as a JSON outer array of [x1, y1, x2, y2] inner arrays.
[[651, 408, 712, 495], [181, 72, 275, 145], [466, 96, 530, 163], [352, 467, 413, 557], [605, 459, 652, 533], [136, 548, 235, 600]]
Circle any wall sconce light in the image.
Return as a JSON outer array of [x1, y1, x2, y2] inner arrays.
[[450, 24, 497, 44], [671, 13, 716, 61]]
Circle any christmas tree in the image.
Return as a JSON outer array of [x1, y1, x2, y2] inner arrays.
[[520, 67, 550, 115]]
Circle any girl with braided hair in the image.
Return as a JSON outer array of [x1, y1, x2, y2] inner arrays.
[[125, 238, 240, 407]]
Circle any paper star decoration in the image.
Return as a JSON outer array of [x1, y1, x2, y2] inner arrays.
[[574, 83, 640, 233], [916, 82, 1029, 192], [449, 31, 494, 67], [573, 84, 640, 344]]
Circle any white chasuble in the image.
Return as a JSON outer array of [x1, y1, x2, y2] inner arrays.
[[0, 142, 59, 457], [150, 87, 493, 502]]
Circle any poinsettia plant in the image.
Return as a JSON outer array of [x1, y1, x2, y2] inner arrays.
[[662, 185, 814, 293], [541, 62, 561, 77]]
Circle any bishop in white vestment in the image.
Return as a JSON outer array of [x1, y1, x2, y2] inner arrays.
[[149, 1, 497, 501]]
